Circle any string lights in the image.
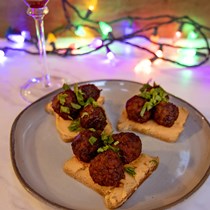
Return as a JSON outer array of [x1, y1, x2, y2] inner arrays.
[[2, 0, 210, 69]]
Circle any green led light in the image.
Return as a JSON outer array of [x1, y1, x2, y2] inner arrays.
[[187, 30, 198, 40], [178, 48, 196, 57], [75, 25, 86, 37], [177, 48, 198, 66], [99, 21, 112, 37]]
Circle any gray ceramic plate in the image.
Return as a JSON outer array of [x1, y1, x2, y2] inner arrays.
[[10, 80, 210, 210]]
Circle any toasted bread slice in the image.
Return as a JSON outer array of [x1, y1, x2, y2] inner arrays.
[[117, 107, 189, 142], [45, 96, 113, 142], [63, 154, 159, 209]]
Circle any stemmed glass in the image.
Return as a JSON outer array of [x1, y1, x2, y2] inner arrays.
[[21, 0, 64, 103]]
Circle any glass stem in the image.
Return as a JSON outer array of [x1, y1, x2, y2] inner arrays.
[[27, 7, 51, 87]]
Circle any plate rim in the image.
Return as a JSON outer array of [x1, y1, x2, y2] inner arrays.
[[10, 79, 210, 210]]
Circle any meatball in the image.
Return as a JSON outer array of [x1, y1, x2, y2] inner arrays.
[[79, 84, 101, 102], [112, 132, 142, 164], [153, 101, 179, 127], [71, 130, 102, 163], [126, 95, 152, 123], [52, 89, 80, 120], [89, 150, 125, 186], [79, 104, 107, 130]]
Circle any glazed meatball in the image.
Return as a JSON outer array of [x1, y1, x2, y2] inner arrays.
[[79, 84, 101, 102], [112, 132, 142, 164], [126, 95, 152, 123], [71, 130, 102, 163], [153, 101, 179, 127], [79, 104, 107, 130], [89, 150, 125, 186], [52, 89, 80, 120]]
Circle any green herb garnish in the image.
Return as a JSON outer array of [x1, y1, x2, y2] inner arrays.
[[97, 132, 120, 153], [62, 83, 70, 91], [58, 93, 68, 105], [113, 140, 119, 146], [74, 83, 85, 106], [139, 83, 169, 117], [81, 112, 89, 118], [88, 136, 98, 145], [84, 97, 98, 107], [124, 166, 136, 176], [68, 119, 81, 131], [97, 144, 119, 153], [70, 102, 81, 110], [60, 106, 70, 114], [101, 132, 114, 145], [89, 128, 96, 132]]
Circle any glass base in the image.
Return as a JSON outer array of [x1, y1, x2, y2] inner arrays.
[[20, 76, 66, 103]]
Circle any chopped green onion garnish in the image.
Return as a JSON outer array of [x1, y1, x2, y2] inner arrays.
[[84, 97, 98, 107], [89, 136, 98, 145], [124, 166, 136, 176], [58, 93, 68, 105], [68, 119, 81, 131], [113, 140, 119, 146], [101, 132, 114, 145], [97, 144, 119, 153], [60, 106, 70, 114], [62, 83, 70, 91], [88, 128, 96, 132], [139, 83, 169, 117], [70, 102, 81, 110], [81, 112, 89, 118], [74, 83, 85, 106]]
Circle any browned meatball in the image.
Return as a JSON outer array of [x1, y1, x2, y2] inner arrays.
[[52, 89, 80, 120], [79, 84, 101, 102], [89, 150, 125, 186], [153, 101, 179, 127], [126, 95, 152, 123], [71, 130, 102, 163], [79, 104, 107, 130], [112, 132, 142, 164]]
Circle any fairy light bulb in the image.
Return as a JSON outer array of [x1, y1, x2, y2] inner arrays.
[[124, 18, 134, 35], [155, 49, 163, 58], [173, 23, 184, 43], [124, 25, 133, 35], [88, 5, 94, 11], [155, 45, 163, 58], [90, 38, 103, 48], [75, 25, 86, 37], [21, 30, 31, 41], [88, 0, 97, 10], [85, 5, 94, 18], [106, 46, 115, 61], [0, 49, 7, 64], [177, 48, 196, 57], [6, 27, 25, 43], [175, 31, 182, 39], [47, 33, 56, 43], [85, 0, 97, 18], [187, 30, 198, 40], [69, 43, 78, 55], [99, 21, 113, 38], [0, 50, 5, 57], [134, 59, 152, 74]]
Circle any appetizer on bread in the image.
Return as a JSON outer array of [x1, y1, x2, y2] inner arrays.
[[45, 83, 112, 142], [64, 131, 159, 209], [117, 82, 189, 142]]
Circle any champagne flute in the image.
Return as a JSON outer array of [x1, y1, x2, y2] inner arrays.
[[21, 0, 64, 103]]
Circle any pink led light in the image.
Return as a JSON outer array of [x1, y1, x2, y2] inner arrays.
[[106, 51, 115, 60]]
